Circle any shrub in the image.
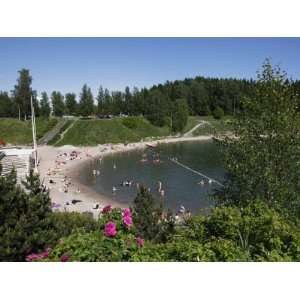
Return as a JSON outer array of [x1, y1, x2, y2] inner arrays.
[[44, 207, 144, 262], [0, 170, 57, 261], [50, 211, 98, 238], [132, 186, 175, 242], [212, 106, 224, 119]]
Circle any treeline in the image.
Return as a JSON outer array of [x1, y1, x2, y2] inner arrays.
[[2, 68, 300, 131]]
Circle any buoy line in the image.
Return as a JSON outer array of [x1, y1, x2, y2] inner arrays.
[[169, 158, 224, 187]]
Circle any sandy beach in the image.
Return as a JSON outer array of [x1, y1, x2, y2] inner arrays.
[[38, 135, 214, 216]]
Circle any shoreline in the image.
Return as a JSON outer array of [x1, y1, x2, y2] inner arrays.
[[38, 135, 214, 216]]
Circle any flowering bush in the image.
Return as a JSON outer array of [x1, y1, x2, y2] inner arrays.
[[104, 222, 117, 237], [101, 205, 112, 214], [43, 207, 145, 262]]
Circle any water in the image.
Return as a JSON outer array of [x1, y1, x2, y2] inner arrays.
[[79, 140, 225, 214]]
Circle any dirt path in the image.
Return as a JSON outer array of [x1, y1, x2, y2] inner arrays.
[[38, 118, 69, 145], [54, 119, 77, 145], [183, 120, 209, 137]]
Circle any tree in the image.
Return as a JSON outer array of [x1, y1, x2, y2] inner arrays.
[[171, 98, 189, 132], [96, 86, 105, 114], [79, 84, 94, 116], [212, 106, 224, 119], [65, 93, 77, 115], [132, 186, 174, 242], [145, 90, 170, 127], [217, 60, 300, 218], [0, 169, 55, 261], [0, 92, 17, 117], [124, 86, 133, 115], [12, 69, 33, 120], [39, 92, 51, 117], [51, 91, 65, 117]]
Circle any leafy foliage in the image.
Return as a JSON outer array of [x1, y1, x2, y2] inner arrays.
[[212, 106, 224, 119], [132, 186, 175, 242], [217, 60, 300, 218]]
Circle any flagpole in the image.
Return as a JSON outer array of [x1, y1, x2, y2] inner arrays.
[[31, 96, 38, 172]]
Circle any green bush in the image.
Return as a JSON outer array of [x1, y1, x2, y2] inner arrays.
[[50, 211, 98, 238], [212, 106, 224, 119], [46, 207, 143, 262], [0, 170, 56, 261]]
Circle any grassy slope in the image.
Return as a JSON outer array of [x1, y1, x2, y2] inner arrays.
[[182, 116, 202, 133], [57, 117, 171, 146], [0, 118, 58, 145], [192, 116, 233, 136]]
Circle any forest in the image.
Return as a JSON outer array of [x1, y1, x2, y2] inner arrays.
[[3, 68, 300, 132]]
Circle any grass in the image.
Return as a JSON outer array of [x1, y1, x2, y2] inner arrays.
[[48, 120, 74, 145], [56, 116, 171, 146], [0, 118, 58, 145], [192, 116, 234, 136], [182, 116, 202, 134]]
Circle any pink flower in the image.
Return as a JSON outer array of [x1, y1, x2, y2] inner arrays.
[[102, 205, 112, 214], [123, 215, 133, 229], [123, 208, 131, 217], [104, 222, 117, 237], [61, 255, 69, 262], [25, 250, 49, 262], [26, 253, 40, 262], [136, 237, 144, 247]]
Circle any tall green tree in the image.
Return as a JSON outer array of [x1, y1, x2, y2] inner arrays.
[[0, 92, 17, 117], [145, 90, 170, 127], [96, 86, 105, 114], [218, 60, 300, 218], [65, 93, 77, 115], [51, 91, 65, 117], [171, 98, 189, 132], [0, 169, 55, 261], [79, 84, 94, 116], [132, 186, 174, 242], [12, 69, 33, 120], [39, 92, 51, 117]]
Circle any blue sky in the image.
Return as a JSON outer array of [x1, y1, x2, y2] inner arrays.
[[0, 38, 300, 97]]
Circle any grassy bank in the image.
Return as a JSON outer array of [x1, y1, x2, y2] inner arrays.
[[56, 116, 171, 146], [191, 116, 233, 136], [0, 118, 58, 145]]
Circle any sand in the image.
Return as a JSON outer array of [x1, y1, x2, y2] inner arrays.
[[38, 135, 214, 216]]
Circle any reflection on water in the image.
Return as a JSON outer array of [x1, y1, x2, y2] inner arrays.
[[79, 140, 225, 214]]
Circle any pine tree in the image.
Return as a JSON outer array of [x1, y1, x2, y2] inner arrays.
[[51, 91, 65, 117], [40, 92, 51, 117], [65, 93, 77, 115], [96, 86, 105, 114], [132, 186, 174, 242], [0, 170, 55, 261], [12, 69, 33, 120], [79, 84, 94, 116]]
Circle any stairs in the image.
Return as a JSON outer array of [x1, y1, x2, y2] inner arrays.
[[0, 155, 30, 183], [38, 118, 69, 145]]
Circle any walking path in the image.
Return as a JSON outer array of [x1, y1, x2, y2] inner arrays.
[[38, 118, 69, 145], [54, 119, 77, 146], [183, 121, 210, 137]]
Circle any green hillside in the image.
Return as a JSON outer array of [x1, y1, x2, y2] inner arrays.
[[56, 117, 171, 146], [0, 118, 58, 145]]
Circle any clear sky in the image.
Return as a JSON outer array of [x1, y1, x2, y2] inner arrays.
[[0, 38, 300, 97]]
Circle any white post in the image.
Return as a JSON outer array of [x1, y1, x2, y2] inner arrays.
[[31, 96, 38, 172]]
